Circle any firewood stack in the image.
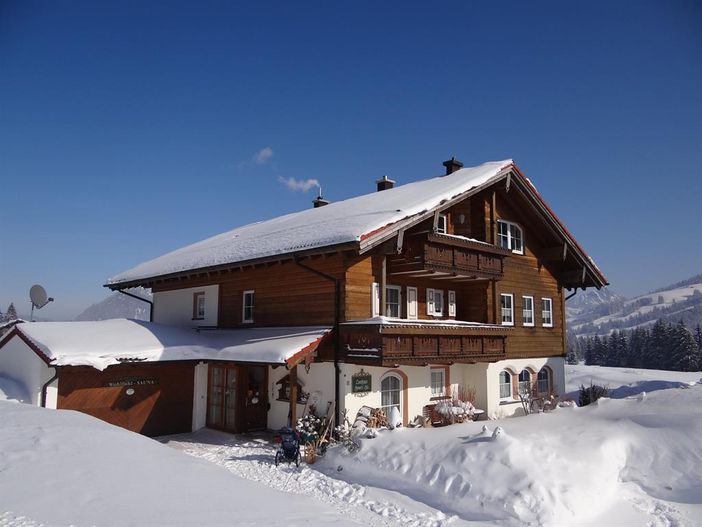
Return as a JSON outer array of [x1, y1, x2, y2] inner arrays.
[[352, 406, 389, 428]]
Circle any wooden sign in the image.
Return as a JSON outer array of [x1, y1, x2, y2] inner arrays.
[[351, 370, 372, 393]]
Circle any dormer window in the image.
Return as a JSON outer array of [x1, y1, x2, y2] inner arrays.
[[497, 220, 523, 254], [242, 290, 254, 323]]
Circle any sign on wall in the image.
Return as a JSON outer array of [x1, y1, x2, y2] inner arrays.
[[351, 370, 372, 394], [104, 377, 157, 388]]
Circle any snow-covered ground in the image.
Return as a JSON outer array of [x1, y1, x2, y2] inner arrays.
[[2, 365, 702, 526]]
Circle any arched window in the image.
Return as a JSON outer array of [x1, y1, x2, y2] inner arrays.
[[381, 374, 402, 417], [518, 370, 532, 395], [537, 368, 550, 394], [499, 370, 512, 399]]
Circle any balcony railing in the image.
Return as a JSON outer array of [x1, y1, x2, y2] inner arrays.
[[340, 319, 510, 366], [388, 233, 510, 280]]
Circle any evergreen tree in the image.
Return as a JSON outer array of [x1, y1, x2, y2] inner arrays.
[[625, 327, 647, 368], [669, 322, 700, 372], [591, 335, 608, 366], [584, 337, 595, 365], [4, 303, 17, 322], [644, 320, 669, 369], [605, 331, 620, 367], [695, 325, 702, 370]]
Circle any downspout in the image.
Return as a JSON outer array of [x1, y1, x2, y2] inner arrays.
[[41, 367, 58, 408], [117, 289, 154, 322], [565, 289, 578, 301], [294, 256, 341, 427]]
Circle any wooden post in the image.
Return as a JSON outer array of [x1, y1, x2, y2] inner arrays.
[[289, 364, 298, 426]]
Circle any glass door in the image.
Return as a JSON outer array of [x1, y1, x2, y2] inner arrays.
[[223, 366, 238, 431], [207, 364, 239, 432]]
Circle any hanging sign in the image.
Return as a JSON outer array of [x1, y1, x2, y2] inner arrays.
[[351, 370, 372, 393]]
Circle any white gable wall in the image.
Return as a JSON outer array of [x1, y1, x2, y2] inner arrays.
[[0, 334, 57, 407], [153, 285, 219, 328]]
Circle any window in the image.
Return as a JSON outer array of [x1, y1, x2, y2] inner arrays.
[[500, 293, 514, 326], [427, 288, 444, 316], [436, 213, 448, 234], [448, 290, 456, 318], [381, 375, 402, 417], [242, 290, 254, 323], [192, 292, 205, 320], [497, 220, 524, 254], [385, 285, 401, 318], [518, 370, 532, 396], [430, 369, 445, 397], [499, 370, 512, 399], [372, 283, 380, 317], [522, 296, 534, 326], [537, 368, 550, 394], [541, 298, 553, 327]]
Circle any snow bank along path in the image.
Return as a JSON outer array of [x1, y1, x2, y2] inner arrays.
[[0, 402, 359, 527]]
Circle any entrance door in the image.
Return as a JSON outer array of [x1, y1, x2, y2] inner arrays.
[[207, 364, 239, 432], [243, 365, 268, 431]]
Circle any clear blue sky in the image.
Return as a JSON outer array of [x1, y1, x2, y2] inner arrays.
[[1, 1, 701, 319]]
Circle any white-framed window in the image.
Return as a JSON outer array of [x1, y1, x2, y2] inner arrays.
[[192, 291, 206, 320], [497, 220, 524, 254], [448, 290, 456, 318], [518, 370, 532, 396], [380, 374, 402, 417], [242, 290, 254, 323], [430, 368, 446, 397], [385, 285, 401, 318], [522, 296, 534, 327], [427, 288, 444, 316], [541, 297, 553, 327], [436, 213, 448, 234], [537, 368, 550, 394], [406, 286, 418, 320], [500, 293, 514, 326], [499, 370, 512, 399]]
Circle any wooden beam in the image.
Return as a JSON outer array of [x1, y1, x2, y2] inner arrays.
[[381, 255, 387, 317]]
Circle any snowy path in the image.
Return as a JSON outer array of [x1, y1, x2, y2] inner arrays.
[[161, 430, 472, 527]]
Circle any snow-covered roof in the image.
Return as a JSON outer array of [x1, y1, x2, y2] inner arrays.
[[107, 160, 513, 286], [10, 319, 330, 371]]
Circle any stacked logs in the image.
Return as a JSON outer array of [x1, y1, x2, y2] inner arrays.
[[352, 406, 388, 429]]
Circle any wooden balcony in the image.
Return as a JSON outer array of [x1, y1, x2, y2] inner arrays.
[[339, 319, 510, 366], [388, 233, 511, 281]]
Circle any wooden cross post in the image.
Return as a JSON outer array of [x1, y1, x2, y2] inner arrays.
[[289, 364, 298, 426]]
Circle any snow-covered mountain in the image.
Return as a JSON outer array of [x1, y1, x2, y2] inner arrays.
[[568, 274, 702, 337], [75, 288, 152, 321]]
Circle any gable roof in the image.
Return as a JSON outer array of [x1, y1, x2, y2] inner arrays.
[[106, 159, 607, 289], [7, 319, 330, 371]]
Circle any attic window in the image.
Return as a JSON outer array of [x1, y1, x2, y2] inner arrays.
[[497, 220, 523, 254], [436, 214, 448, 234], [192, 292, 205, 320]]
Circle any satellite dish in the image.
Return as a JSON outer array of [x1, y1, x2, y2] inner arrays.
[[30, 285, 48, 307], [29, 284, 54, 321]]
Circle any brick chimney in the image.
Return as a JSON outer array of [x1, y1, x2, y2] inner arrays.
[[375, 175, 395, 192], [442, 156, 464, 175], [312, 188, 330, 208]]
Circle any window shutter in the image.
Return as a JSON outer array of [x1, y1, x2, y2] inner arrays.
[[407, 287, 418, 319], [448, 290, 456, 317], [427, 288, 435, 315], [372, 282, 380, 317]]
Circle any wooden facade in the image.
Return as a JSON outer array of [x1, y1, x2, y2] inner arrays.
[[57, 362, 195, 436]]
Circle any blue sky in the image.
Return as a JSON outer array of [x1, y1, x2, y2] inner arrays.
[[1, 1, 701, 319]]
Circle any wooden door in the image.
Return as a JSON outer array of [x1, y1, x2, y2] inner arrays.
[[243, 365, 268, 431], [207, 364, 239, 432]]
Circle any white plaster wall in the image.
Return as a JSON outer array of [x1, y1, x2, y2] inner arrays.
[[484, 356, 565, 419], [0, 335, 56, 407], [192, 362, 208, 431], [340, 363, 458, 425], [268, 362, 336, 431], [153, 285, 219, 328]]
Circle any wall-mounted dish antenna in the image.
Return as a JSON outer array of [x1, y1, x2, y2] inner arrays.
[[29, 284, 54, 321]]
